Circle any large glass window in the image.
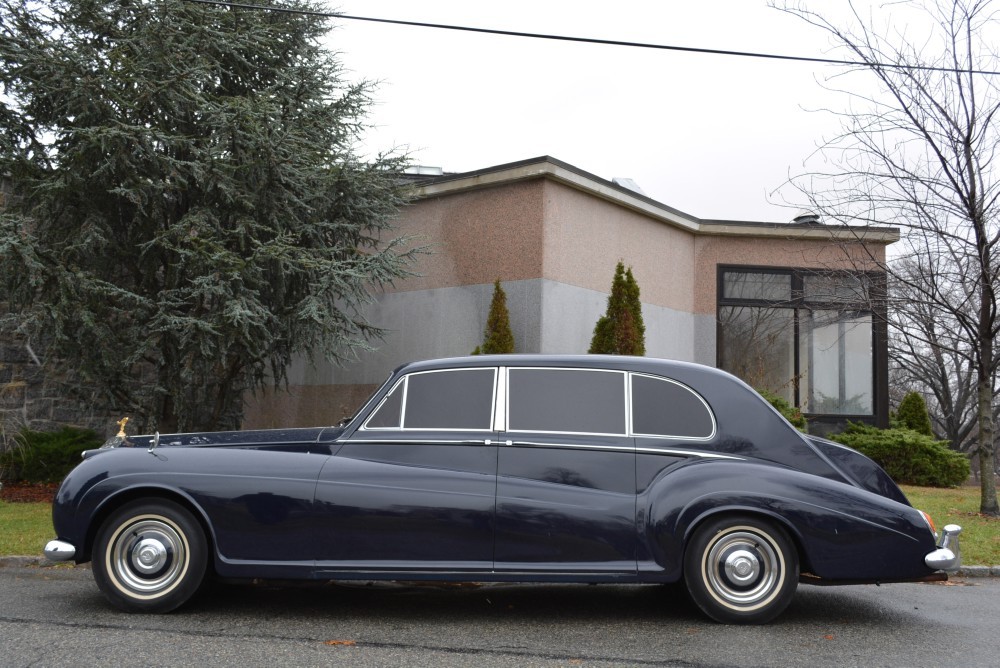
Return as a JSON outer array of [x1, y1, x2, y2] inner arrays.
[[799, 310, 873, 415], [722, 271, 792, 301], [508, 368, 627, 435], [718, 306, 796, 405], [718, 269, 878, 417]]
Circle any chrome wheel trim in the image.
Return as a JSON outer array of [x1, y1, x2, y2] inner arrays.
[[702, 527, 784, 611], [106, 515, 190, 599]]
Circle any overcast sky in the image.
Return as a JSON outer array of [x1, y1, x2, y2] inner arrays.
[[326, 1, 882, 222]]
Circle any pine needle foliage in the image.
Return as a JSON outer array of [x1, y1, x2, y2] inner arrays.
[[589, 261, 646, 356], [0, 0, 418, 432], [895, 391, 935, 437], [474, 280, 515, 354]]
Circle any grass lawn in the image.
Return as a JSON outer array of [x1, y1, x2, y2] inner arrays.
[[0, 501, 52, 557], [902, 484, 1000, 566], [1, 489, 997, 565]]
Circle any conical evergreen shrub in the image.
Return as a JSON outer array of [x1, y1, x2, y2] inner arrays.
[[589, 261, 646, 355], [895, 391, 934, 437], [473, 280, 515, 354]]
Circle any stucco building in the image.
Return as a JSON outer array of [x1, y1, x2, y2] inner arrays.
[[244, 156, 898, 434]]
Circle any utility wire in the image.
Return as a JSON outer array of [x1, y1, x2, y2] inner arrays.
[[182, 0, 1000, 77]]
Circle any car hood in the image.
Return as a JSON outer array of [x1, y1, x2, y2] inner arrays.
[[83, 426, 342, 458]]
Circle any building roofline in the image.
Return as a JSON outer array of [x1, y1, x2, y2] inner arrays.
[[406, 156, 900, 244]]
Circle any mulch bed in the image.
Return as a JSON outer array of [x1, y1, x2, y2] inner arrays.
[[0, 482, 59, 503]]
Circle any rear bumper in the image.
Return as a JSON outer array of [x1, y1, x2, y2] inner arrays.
[[44, 539, 76, 562], [924, 524, 962, 572]]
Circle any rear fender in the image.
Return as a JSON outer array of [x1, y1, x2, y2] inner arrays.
[[641, 460, 937, 582]]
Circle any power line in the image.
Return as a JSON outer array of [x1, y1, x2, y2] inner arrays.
[[182, 0, 1000, 77]]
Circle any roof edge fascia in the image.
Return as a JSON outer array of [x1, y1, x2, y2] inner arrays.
[[406, 157, 900, 244]]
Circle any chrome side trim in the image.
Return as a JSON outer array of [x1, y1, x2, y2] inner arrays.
[[636, 446, 742, 460], [44, 539, 76, 562], [508, 440, 742, 460], [508, 441, 632, 453], [344, 439, 492, 446], [925, 524, 962, 572], [343, 438, 741, 460]]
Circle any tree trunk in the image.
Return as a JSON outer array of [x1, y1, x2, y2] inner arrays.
[[977, 364, 999, 515]]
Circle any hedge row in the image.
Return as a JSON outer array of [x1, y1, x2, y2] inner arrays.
[[0, 427, 103, 484], [831, 422, 969, 488]]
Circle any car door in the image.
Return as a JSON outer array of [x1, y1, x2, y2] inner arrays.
[[494, 366, 637, 574], [313, 367, 499, 574]]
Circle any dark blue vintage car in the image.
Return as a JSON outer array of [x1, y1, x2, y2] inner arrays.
[[44, 355, 960, 623]]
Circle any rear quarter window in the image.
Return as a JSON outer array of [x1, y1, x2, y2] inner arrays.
[[630, 373, 715, 439]]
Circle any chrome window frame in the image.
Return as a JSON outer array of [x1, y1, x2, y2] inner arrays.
[[628, 372, 717, 441], [360, 367, 498, 432], [360, 376, 407, 431], [504, 367, 629, 437]]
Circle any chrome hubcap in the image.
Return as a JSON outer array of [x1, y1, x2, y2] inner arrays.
[[705, 529, 781, 608], [109, 517, 188, 595], [724, 549, 760, 584], [133, 538, 169, 574]]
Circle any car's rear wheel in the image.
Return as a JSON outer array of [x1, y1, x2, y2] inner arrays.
[[93, 499, 207, 613], [683, 515, 798, 624]]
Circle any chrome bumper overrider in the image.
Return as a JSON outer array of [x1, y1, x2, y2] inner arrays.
[[44, 540, 76, 562], [924, 524, 962, 572]]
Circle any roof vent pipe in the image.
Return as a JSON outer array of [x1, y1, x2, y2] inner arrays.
[[792, 210, 822, 225], [612, 177, 646, 196]]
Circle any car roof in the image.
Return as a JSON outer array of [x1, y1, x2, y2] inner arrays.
[[393, 354, 734, 382]]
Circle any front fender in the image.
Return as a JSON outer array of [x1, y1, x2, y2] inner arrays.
[[641, 460, 937, 582], [51, 451, 217, 563]]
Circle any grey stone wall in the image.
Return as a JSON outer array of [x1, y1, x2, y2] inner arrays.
[[0, 335, 115, 449]]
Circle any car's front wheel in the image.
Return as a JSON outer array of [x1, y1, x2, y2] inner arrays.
[[92, 499, 207, 613], [683, 515, 798, 624]]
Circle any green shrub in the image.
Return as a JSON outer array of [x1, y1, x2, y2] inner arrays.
[[0, 427, 102, 483], [894, 391, 934, 436], [589, 261, 646, 355], [830, 422, 969, 487], [474, 279, 515, 355], [757, 388, 808, 433]]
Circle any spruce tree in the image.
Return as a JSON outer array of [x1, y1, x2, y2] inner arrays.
[[474, 280, 515, 354], [589, 262, 646, 355], [0, 0, 417, 432]]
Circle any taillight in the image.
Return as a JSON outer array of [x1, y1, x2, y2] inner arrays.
[[919, 510, 937, 536]]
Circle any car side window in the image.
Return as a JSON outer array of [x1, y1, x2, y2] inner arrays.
[[364, 368, 497, 431], [402, 368, 496, 430], [364, 380, 404, 429], [630, 373, 715, 439], [508, 368, 627, 435]]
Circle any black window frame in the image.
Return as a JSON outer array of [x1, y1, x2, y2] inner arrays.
[[716, 265, 889, 428]]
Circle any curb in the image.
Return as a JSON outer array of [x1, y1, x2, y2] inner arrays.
[[955, 565, 1000, 578], [0, 556, 997, 576], [0, 556, 90, 569]]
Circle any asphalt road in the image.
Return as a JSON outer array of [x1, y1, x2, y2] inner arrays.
[[0, 564, 996, 667]]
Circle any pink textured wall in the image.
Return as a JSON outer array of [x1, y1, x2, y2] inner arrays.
[[541, 182, 695, 311], [386, 180, 546, 292]]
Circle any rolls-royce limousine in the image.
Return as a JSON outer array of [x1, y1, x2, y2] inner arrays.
[[44, 355, 960, 623]]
